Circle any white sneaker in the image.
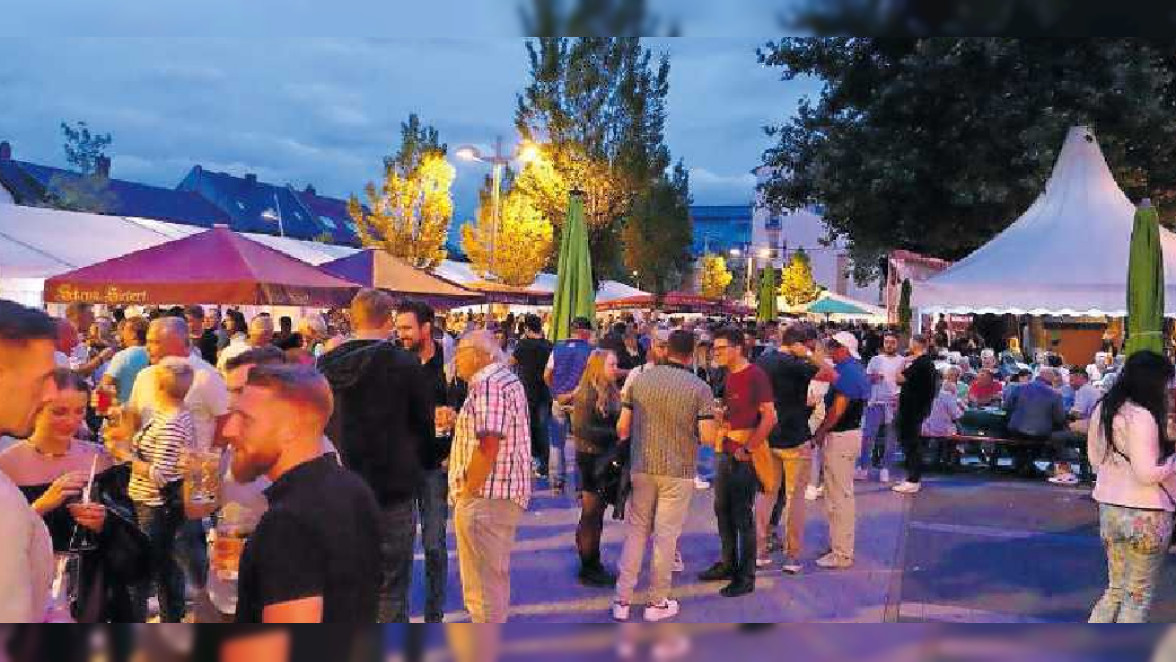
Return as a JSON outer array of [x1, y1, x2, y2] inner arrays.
[[805, 485, 823, 501], [694, 476, 711, 490], [815, 552, 853, 570], [1048, 473, 1079, 486], [854, 468, 868, 481], [612, 601, 631, 622], [879, 468, 891, 484], [756, 556, 773, 569], [892, 481, 922, 495], [644, 599, 680, 622], [672, 551, 685, 573]]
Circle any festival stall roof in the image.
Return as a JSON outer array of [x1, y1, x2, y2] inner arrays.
[[805, 292, 887, 321], [912, 126, 1176, 317], [434, 260, 556, 306], [596, 291, 750, 316], [597, 280, 650, 304], [319, 249, 485, 309], [43, 226, 361, 307]]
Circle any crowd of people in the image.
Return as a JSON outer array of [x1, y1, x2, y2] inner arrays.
[[0, 296, 1173, 626]]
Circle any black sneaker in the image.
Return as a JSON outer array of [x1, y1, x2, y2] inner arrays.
[[578, 564, 618, 588], [720, 579, 755, 598], [698, 563, 734, 582]]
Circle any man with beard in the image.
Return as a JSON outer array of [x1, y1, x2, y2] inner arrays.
[[0, 300, 59, 622], [394, 299, 460, 623], [222, 364, 381, 623]]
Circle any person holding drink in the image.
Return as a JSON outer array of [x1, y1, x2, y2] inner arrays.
[[0, 369, 137, 622], [110, 357, 196, 623]]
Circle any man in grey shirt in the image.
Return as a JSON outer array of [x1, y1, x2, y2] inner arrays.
[[612, 330, 717, 623]]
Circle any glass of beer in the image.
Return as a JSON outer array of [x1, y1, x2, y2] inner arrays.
[[184, 449, 222, 508]]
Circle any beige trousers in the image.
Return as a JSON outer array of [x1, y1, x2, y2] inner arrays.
[[823, 430, 861, 561], [755, 445, 812, 559], [454, 496, 523, 623], [615, 473, 694, 605]]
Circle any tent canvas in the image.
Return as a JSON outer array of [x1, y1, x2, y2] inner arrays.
[[319, 249, 485, 308], [912, 127, 1176, 317], [44, 226, 360, 307]]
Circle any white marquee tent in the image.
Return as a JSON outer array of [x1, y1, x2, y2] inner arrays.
[[912, 126, 1176, 317]]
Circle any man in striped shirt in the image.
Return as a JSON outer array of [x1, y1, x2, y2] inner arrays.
[[450, 330, 531, 624]]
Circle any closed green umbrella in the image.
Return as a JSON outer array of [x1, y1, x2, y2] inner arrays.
[[549, 191, 596, 341], [1125, 199, 1166, 356], [757, 266, 778, 323]]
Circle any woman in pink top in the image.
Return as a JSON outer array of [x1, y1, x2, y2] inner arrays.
[[1087, 351, 1176, 623]]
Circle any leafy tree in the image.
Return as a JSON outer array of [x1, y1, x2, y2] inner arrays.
[[698, 253, 733, 299], [312, 231, 334, 245], [520, 0, 677, 37], [61, 121, 112, 175], [758, 39, 1176, 279], [514, 37, 673, 279], [462, 171, 555, 288], [349, 115, 453, 270], [622, 161, 693, 297], [779, 248, 823, 307], [47, 121, 116, 213]]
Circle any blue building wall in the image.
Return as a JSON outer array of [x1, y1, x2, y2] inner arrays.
[[690, 204, 753, 257]]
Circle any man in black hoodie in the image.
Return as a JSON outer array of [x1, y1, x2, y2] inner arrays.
[[318, 289, 435, 623]]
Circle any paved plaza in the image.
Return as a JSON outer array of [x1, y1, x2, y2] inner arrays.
[[407, 472, 1176, 625]]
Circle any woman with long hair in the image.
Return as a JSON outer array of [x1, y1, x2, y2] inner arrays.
[[0, 369, 137, 622], [1088, 350, 1176, 623], [570, 349, 623, 587]]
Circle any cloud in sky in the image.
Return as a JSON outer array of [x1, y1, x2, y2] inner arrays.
[[0, 35, 819, 221]]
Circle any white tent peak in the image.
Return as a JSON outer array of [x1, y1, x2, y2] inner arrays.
[[912, 125, 1176, 316]]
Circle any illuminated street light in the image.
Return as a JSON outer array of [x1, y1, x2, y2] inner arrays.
[[455, 137, 543, 277]]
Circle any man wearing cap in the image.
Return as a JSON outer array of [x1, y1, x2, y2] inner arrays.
[[543, 317, 595, 494], [811, 331, 870, 570]]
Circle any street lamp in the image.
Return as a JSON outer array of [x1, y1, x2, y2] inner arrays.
[[455, 136, 540, 278]]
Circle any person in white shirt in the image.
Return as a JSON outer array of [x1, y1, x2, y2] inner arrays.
[[859, 332, 905, 483], [217, 315, 274, 374], [122, 318, 231, 452], [1049, 367, 1102, 486], [0, 300, 60, 623], [1088, 351, 1176, 623]]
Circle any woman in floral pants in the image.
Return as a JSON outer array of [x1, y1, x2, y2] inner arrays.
[[1086, 351, 1176, 623]]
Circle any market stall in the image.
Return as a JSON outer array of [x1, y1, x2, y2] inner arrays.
[[43, 225, 360, 307]]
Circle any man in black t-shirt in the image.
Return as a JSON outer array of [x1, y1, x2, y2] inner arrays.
[[511, 314, 553, 477], [755, 325, 836, 574], [222, 365, 381, 623]]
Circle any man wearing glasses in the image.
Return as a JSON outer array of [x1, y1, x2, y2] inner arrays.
[[811, 332, 871, 570], [699, 328, 777, 598]]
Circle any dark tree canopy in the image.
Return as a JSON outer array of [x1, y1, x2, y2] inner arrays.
[[758, 38, 1176, 278]]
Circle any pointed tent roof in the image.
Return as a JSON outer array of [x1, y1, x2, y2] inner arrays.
[[913, 127, 1176, 316], [44, 226, 360, 307], [319, 249, 485, 309]]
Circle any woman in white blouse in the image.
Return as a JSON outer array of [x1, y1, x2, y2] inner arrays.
[[1087, 351, 1176, 623]]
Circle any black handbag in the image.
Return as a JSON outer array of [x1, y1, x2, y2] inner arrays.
[[594, 443, 631, 516], [94, 465, 152, 584]]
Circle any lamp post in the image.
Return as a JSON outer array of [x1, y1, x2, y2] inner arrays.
[[455, 137, 540, 278]]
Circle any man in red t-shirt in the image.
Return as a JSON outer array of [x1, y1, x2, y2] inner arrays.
[[968, 369, 1004, 407], [699, 327, 777, 598]]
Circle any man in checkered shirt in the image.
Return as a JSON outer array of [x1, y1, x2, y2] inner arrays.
[[450, 330, 532, 623]]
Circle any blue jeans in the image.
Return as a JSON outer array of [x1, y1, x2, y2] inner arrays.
[[130, 502, 187, 623], [860, 403, 898, 471], [415, 468, 449, 623], [378, 500, 417, 623], [528, 399, 551, 473], [697, 444, 716, 481], [175, 519, 208, 590], [549, 406, 571, 486]]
